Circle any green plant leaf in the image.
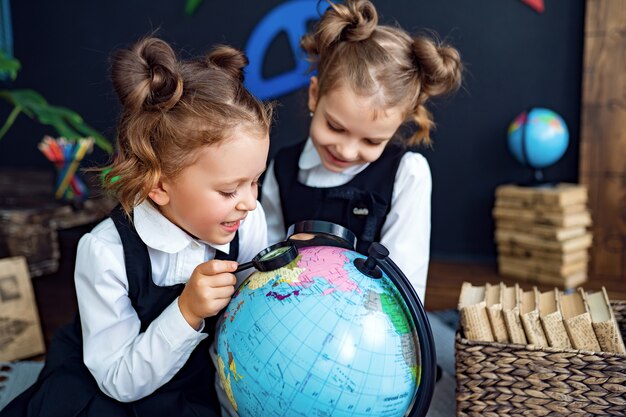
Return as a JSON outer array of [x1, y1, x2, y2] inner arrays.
[[0, 89, 113, 153], [185, 0, 204, 15], [0, 51, 21, 81]]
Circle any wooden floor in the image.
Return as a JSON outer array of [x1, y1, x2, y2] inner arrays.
[[31, 225, 626, 349]]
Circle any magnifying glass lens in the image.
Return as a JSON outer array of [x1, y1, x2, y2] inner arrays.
[[259, 245, 292, 261], [235, 241, 299, 273]]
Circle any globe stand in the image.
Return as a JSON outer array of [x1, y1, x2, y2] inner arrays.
[[518, 167, 557, 188], [533, 168, 544, 184], [354, 243, 386, 279], [355, 243, 437, 417]]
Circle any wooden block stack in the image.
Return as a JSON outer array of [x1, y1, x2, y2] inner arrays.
[[493, 183, 592, 288]]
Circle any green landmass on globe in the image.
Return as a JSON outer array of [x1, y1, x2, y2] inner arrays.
[[216, 245, 421, 417]]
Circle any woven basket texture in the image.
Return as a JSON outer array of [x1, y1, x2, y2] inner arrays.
[[455, 300, 626, 417]]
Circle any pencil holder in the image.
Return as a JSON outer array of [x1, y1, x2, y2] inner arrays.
[[38, 136, 94, 203], [54, 158, 88, 202]]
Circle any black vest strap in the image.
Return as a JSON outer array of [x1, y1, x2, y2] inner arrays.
[[215, 235, 238, 262], [273, 140, 408, 254], [111, 206, 180, 331], [111, 205, 238, 332]]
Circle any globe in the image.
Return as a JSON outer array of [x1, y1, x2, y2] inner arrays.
[[507, 107, 569, 169], [215, 244, 432, 417]]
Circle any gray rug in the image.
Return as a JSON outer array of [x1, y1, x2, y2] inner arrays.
[[427, 310, 459, 417], [0, 311, 459, 416]]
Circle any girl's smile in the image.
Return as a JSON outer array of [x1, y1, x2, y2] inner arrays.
[[322, 146, 356, 168], [307, 77, 404, 173], [220, 218, 243, 233]]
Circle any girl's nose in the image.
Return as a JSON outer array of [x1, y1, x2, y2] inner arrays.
[[236, 185, 258, 212], [336, 140, 359, 161]]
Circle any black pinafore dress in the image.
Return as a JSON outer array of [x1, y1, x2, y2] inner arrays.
[[273, 140, 409, 254], [1, 207, 238, 417]]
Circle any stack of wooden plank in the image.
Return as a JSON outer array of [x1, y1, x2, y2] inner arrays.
[[493, 183, 592, 288]]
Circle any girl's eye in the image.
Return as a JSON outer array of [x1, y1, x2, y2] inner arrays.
[[327, 121, 344, 133], [219, 190, 238, 199], [364, 139, 384, 146]]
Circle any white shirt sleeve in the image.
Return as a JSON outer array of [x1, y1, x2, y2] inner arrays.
[[379, 153, 431, 302], [75, 220, 207, 403], [261, 159, 288, 245]]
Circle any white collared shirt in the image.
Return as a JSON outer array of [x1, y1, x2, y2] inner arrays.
[[262, 138, 431, 301], [74, 200, 267, 402]]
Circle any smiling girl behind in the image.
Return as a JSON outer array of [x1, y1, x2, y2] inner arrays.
[[262, 0, 463, 302]]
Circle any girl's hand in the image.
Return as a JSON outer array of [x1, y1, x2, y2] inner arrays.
[[178, 260, 238, 330]]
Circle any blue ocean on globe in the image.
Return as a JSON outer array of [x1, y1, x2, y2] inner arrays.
[[216, 245, 420, 417], [507, 107, 569, 169]]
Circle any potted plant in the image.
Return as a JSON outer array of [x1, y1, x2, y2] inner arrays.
[[0, 50, 112, 154]]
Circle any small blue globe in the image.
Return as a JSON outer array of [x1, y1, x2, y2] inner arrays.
[[507, 108, 569, 169]]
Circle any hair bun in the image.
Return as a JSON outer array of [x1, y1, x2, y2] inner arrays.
[[206, 46, 248, 82], [412, 37, 463, 98], [340, 0, 378, 42], [139, 38, 184, 111], [111, 37, 183, 112], [314, 0, 378, 49]]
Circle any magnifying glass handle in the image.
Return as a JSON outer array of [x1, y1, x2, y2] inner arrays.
[[234, 261, 255, 273]]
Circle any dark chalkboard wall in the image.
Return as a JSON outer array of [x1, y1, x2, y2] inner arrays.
[[0, 0, 585, 262]]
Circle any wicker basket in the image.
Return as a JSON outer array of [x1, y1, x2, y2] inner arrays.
[[455, 300, 626, 417]]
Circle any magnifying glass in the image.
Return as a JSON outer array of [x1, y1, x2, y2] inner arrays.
[[287, 220, 356, 250], [234, 241, 299, 273]]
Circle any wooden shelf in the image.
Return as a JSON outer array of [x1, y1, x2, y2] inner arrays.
[[0, 169, 115, 277], [425, 259, 626, 311]]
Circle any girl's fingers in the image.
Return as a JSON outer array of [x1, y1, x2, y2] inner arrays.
[[209, 285, 236, 300], [202, 273, 237, 288], [196, 259, 238, 276]]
